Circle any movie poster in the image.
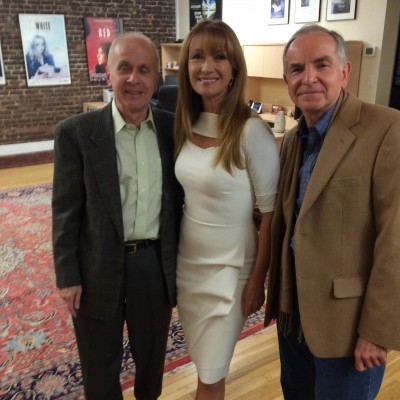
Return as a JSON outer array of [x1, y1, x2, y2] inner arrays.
[[84, 17, 123, 83], [19, 14, 71, 87], [0, 41, 5, 85], [190, 0, 223, 28]]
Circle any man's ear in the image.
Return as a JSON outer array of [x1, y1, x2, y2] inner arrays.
[[106, 68, 111, 86], [341, 61, 352, 89]]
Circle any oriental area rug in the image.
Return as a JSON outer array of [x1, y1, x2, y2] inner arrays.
[[0, 184, 271, 399]]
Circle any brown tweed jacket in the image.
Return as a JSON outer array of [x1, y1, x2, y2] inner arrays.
[[52, 103, 183, 320], [265, 91, 400, 357]]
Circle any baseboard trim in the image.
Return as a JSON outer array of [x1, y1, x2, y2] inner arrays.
[[0, 150, 54, 169]]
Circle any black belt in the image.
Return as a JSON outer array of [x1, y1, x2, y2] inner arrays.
[[124, 239, 159, 254]]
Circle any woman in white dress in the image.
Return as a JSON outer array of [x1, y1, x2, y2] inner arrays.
[[174, 20, 280, 399]]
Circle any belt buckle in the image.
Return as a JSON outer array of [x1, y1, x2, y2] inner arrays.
[[126, 243, 137, 253]]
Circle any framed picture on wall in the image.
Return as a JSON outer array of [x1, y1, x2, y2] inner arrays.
[[267, 0, 289, 25], [19, 14, 71, 87], [294, 0, 320, 23], [84, 17, 123, 83], [190, 0, 223, 28], [0, 41, 5, 85], [326, 0, 357, 21]]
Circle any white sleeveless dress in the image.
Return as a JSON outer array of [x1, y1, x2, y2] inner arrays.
[[175, 112, 279, 384]]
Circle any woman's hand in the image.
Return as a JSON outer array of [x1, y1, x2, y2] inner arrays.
[[241, 211, 273, 316], [241, 271, 266, 317]]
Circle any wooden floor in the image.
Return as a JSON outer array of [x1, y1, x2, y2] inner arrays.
[[0, 163, 54, 189], [1, 163, 399, 400]]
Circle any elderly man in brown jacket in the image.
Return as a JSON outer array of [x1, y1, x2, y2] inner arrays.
[[265, 24, 400, 399]]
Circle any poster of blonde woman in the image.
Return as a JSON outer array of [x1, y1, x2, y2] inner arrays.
[[19, 14, 71, 87]]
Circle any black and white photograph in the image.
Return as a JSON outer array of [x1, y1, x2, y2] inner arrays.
[[326, 0, 357, 21], [267, 0, 289, 25], [294, 0, 320, 23]]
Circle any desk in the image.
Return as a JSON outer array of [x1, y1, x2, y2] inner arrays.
[[259, 112, 297, 149], [260, 112, 298, 131]]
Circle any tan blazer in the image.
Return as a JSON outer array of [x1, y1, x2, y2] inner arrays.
[[265, 91, 400, 357]]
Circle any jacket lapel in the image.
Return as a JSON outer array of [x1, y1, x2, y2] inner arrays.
[[298, 93, 360, 219], [87, 104, 124, 241]]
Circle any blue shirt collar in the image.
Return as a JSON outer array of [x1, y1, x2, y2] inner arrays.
[[297, 103, 336, 140]]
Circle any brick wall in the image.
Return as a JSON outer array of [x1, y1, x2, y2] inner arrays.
[[0, 0, 176, 146]]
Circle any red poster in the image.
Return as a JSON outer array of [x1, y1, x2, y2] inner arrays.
[[84, 17, 123, 83]]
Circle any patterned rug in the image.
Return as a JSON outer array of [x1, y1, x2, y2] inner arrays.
[[0, 184, 270, 399]]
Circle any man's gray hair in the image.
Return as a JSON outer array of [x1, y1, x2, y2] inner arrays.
[[283, 24, 348, 75]]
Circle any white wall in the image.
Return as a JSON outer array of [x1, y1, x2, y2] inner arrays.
[[176, 0, 400, 105]]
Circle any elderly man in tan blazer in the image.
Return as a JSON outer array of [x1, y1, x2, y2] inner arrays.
[[265, 24, 400, 399]]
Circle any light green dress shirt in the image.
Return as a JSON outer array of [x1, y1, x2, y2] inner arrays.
[[112, 101, 162, 241]]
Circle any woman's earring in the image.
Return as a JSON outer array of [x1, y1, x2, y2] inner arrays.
[[228, 78, 234, 89]]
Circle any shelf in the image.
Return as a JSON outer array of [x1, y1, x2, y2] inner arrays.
[[161, 43, 182, 79], [161, 43, 183, 48]]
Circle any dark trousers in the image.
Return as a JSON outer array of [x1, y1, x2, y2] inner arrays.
[[73, 243, 172, 400], [278, 291, 385, 399]]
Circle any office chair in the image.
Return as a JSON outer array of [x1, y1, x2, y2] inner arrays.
[[164, 74, 179, 85], [150, 75, 164, 109], [157, 84, 179, 113]]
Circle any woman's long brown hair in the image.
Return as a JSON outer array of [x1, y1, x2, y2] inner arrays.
[[174, 19, 252, 173]]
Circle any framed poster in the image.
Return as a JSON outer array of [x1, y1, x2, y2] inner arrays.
[[190, 0, 223, 29], [267, 0, 289, 25], [84, 17, 123, 83], [0, 41, 5, 85], [294, 0, 320, 23], [19, 14, 71, 87], [326, 0, 357, 21]]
